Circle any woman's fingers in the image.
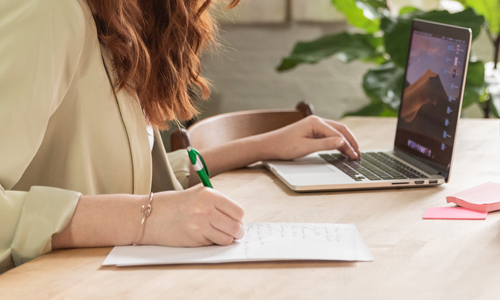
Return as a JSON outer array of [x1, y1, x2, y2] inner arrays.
[[210, 209, 245, 239], [310, 137, 358, 159], [203, 189, 245, 244], [335, 138, 359, 159], [191, 235, 215, 247], [309, 118, 359, 159], [213, 191, 245, 223], [323, 119, 361, 156], [203, 226, 236, 246]]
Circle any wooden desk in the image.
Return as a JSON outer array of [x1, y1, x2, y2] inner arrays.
[[2, 117, 500, 300]]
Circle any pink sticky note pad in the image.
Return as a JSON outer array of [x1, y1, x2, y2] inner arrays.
[[446, 182, 500, 212], [423, 207, 487, 220]]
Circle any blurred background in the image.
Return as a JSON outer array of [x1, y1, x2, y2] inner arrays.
[[162, 0, 497, 150]]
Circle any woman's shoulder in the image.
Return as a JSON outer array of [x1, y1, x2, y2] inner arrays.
[[1, 0, 88, 33], [0, 0, 91, 53], [1, 0, 87, 14]]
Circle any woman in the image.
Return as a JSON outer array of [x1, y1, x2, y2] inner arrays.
[[0, 0, 360, 273]]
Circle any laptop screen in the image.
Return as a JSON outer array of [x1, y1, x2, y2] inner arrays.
[[394, 20, 471, 179]]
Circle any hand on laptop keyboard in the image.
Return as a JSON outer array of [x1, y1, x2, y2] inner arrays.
[[261, 116, 361, 161]]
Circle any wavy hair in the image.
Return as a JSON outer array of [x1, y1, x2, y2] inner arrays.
[[88, 0, 239, 129]]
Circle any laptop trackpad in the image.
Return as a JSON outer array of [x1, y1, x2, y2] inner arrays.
[[267, 157, 353, 186]]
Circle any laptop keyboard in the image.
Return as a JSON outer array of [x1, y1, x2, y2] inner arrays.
[[319, 152, 428, 181]]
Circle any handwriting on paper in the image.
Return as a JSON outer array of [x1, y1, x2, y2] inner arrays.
[[242, 223, 355, 259], [103, 223, 373, 266]]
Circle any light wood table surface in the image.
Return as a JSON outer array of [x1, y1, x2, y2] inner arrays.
[[2, 117, 500, 300]]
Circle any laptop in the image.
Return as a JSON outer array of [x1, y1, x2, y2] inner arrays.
[[265, 20, 472, 192]]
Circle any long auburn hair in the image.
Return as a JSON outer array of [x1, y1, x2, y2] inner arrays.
[[88, 0, 239, 129]]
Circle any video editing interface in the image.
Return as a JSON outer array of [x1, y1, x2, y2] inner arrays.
[[395, 28, 468, 170]]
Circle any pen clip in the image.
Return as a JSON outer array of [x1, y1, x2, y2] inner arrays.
[[188, 147, 210, 177], [196, 151, 210, 177]]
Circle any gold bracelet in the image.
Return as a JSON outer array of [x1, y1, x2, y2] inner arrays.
[[133, 192, 154, 246]]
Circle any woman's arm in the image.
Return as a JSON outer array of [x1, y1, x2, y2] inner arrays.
[[52, 187, 245, 249], [189, 115, 361, 187]]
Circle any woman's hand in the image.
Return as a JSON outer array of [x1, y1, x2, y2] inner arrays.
[[260, 115, 361, 161], [192, 115, 361, 187], [142, 187, 245, 247]]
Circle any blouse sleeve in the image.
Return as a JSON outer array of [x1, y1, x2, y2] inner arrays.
[[0, 187, 81, 274], [0, 0, 86, 272], [166, 150, 191, 189]]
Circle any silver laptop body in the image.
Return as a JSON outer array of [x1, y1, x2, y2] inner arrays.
[[265, 20, 472, 192]]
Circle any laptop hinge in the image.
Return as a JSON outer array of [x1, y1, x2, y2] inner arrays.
[[393, 149, 444, 178]]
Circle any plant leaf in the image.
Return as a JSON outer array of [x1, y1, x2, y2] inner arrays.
[[460, 0, 500, 35], [398, 6, 419, 15], [331, 0, 381, 33], [362, 63, 405, 111], [382, 8, 485, 68], [358, 0, 388, 10], [276, 32, 384, 72], [466, 60, 486, 87], [418, 8, 484, 40], [462, 60, 486, 108]]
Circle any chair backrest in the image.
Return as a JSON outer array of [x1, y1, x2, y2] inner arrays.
[[170, 101, 314, 151]]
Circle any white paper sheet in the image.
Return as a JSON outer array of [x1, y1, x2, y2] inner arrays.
[[103, 223, 373, 266]]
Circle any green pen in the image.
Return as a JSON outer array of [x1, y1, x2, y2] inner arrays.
[[187, 146, 213, 188]]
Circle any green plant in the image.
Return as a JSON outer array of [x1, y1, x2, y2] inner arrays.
[[277, 0, 500, 118]]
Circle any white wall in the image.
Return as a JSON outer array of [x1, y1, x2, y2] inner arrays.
[[198, 22, 371, 121]]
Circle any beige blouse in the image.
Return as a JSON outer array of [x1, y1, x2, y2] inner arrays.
[[0, 0, 190, 273]]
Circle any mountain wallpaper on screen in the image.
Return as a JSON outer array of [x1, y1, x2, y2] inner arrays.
[[400, 69, 448, 123]]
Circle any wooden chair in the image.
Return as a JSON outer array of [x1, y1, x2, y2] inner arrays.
[[170, 101, 314, 151]]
